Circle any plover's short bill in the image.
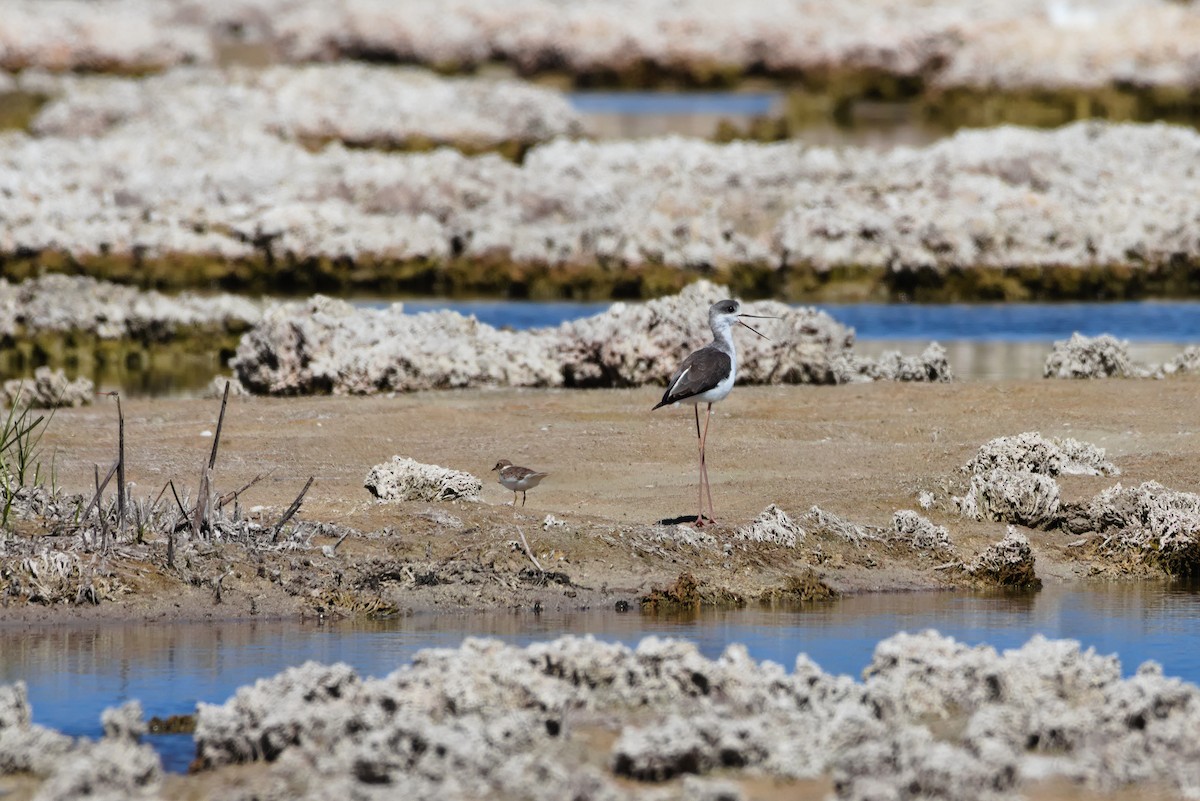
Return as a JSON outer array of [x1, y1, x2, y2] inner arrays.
[[492, 459, 548, 507]]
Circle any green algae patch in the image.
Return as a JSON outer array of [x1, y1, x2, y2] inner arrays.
[[9, 249, 1200, 304], [758, 569, 838, 606], [922, 84, 1200, 129], [296, 133, 546, 163], [640, 571, 747, 611], [641, 571, 702, 611], [0, 90, 48, 131], [147, 714, 197, 734]]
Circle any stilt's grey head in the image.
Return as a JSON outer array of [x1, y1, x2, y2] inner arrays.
[[707, 299, 740, 332], [708, 299, 770, 340]]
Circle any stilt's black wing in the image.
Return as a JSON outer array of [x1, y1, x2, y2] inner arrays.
[[652, 345, 731, 409]]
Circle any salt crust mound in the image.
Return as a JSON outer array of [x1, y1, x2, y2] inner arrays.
[[831, 343, 954, 383], [964, 527, 1040, 587], [1043, 333, 1200, 380], [7, 118, 1200, 275], [364, 456, 483, 502], [4, 0, 1200, 94], [1043, 333, 1151, 379], [956, 432, 1117, 528], [231, 295, 564, 395], [734, 504, 803, 548], [892, 510, 953, 551], [2, 366, 93, 409], [229, 282, 948, 395], [557, 281, 854, 387], [1085, 481, 1200, 573], [0, 683, 162, 800], [0, 275, 261, 340], [964, 432, 1119, 477], [956, 469, 1061, 529], [32, 65, 582, 147], [954, 436, 1200, 574], [177, 631, 1200, 800]]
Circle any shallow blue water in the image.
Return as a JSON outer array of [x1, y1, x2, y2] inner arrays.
[[387, 299, 1200, 343], [568, 91, 779, 116], [2, 581, 1198, 772]]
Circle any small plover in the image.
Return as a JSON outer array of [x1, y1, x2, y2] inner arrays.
[[492, 459, 548, 507]]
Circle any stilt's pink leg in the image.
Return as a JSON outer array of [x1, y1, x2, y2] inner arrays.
[[700, 403, 716, 524], [694, 405, 706, 526]]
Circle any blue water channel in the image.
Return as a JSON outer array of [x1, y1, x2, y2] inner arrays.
[[389, 299, 1200, 343], [3, 581, 1198, 773]]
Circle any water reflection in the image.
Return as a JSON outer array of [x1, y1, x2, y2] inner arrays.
[[856, 340, 1190, 381], [569, 91, 946, 149], [3, 580, 1200, 772]]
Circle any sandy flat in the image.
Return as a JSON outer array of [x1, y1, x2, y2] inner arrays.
[[7, 375, 1189, 622]]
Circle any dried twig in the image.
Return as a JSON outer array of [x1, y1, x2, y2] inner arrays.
[[272, 476, 314, 542], [515, 526, 543, 573], [192, 384, 231, 542], [166, 480, 187, 570], [212, 568, 232, 604], [192, 467, 212, 542], [81, 460, 119, 527], [110, 392, 126, 536], [217, 473, 265, 509], [208, 381, 230, 471], [167, 480, 189, 519]]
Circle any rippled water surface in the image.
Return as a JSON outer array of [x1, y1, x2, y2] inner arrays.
[[3, 581, 1198, 772]]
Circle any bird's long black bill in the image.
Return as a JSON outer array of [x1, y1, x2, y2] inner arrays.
[[737, 315, 774, 341]]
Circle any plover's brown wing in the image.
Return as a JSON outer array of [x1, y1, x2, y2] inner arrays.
[[501, 465, 541, 482], [652, 344, 731, 409]]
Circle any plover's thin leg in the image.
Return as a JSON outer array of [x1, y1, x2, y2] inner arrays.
[[522, 491, 527, 507], [513, 490, 518, 507]]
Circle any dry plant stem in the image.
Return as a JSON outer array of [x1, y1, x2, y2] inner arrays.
[[212, 568, 232, 604], [167, 479, 188, 568], [217, 472, 264, 509], [80, 460, 118, 530], [208, 381, 230, 471], [193, 385, 230, 541], [192, 467, 212, 542], [515, 526, 543, 573], [166, 479, 188, 519], [272, 476, 314, 542], [115, 393, 126, 535]]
